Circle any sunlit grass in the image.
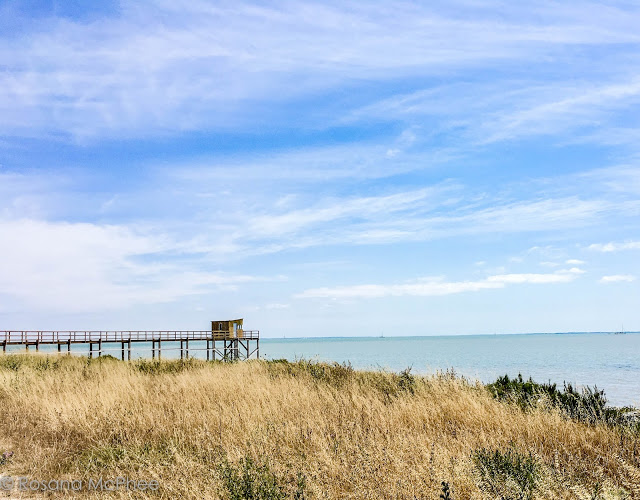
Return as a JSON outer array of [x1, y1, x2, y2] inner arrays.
[[0, 354, 638, 498]]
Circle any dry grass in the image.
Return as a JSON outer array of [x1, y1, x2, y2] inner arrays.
[[0, 354, 638, 499]]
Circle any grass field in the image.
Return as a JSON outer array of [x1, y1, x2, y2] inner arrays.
[[0, 354, 639, 499]]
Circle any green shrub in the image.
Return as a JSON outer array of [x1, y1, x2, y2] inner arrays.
[[486, 374, 629, 425], [266, 359, 418, 398], [218, 455, 306, 500], [133, 358, 206, 375], [95, 354, 119, 362], [265, 359, 353, 388], [398, 367, 416, 394], [0, 355, 23, 372], [473, 446, 539, 500], [0, 354, 66, 373]]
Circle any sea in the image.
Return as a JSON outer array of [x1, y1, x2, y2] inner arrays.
[[258, 333, 639, 407], [9, 332, 639, 407]]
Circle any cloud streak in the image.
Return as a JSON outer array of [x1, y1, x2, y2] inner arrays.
[[296, 269, 582, 299], [0, 218, 278, 313], [599, 275, 636, 283], [1, 1, 640, 140], [588, 241, 640, 252]]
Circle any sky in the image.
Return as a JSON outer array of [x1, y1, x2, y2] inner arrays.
[[0, 0, 639, 337]]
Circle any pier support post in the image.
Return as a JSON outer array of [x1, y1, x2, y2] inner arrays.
[[67, 339, 71, 354], [121, 342, 125, 361], [2, 340, 6, 353], [128, 341, 131, 361], [185, 339, 189, 359], [151, 340, 162, 360], [57, 343, 61, 352], [98, 339, 102, 357], [89, 343, 93, 359]]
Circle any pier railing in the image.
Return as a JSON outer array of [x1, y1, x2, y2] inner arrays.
[[1, 330, 260, 361], [0, 330, 259, 345]]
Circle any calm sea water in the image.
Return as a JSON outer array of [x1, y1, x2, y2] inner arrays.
[[259, 333, 640, 407], [11, 332, 638, 406]]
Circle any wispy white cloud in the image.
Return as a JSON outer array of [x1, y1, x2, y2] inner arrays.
[[296, 269, 581, 299], [0, 218, 277, 313], [1, 1, 640, 140], [539, 261, 560, 268], [487, 268, 583, 284], [346, 77, 640, 147], [478, 79, 640, 144], [246, 186, 448, 238], [165, 135, 458, 186], [1, 1, 639, 334], [5, 157, 638, 268], [599, 274, 636, 283], [149, 160, 640, 259], [568, 165, 640, 198], [566, 259, 585, 265], [588, 241, 640, 252], [265, 303, 291, 310], [296, 279, 500, 299]]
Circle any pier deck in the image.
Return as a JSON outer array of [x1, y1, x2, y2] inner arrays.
[[0, 330, 259, 361]]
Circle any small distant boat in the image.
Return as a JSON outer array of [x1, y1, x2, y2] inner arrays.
[[614, 324, 626, 335]]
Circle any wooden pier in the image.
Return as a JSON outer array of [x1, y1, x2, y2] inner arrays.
[[0, 319, 259, 361]]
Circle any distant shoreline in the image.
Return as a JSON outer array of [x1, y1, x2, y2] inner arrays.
[[262, 330, 639, 340]]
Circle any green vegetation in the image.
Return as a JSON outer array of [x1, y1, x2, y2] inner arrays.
[[1, 354, 638, 498], [265, 358, 418, 398], [473, 446, 540, 500], [219, 455, 306, 500], [439, 480, 453, 500], [265, 358, 354, 387], [397, 367, 416, 394], [133, 357, 213, 375], [487, 373, 638, 427]]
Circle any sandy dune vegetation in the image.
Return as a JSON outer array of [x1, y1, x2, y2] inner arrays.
[[0, 355, 639, 499]]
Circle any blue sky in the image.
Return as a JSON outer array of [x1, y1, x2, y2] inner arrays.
[[0, 0, 639, 336]]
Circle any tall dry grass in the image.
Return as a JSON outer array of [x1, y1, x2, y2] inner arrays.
[[0, 354, 638, 499]]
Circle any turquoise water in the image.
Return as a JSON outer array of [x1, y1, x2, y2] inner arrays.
[[8, 332, 639, 406], [260, 333, 640, 407]]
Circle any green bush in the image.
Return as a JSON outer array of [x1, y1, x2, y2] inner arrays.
[[473, 446, 539, 500], [486, 374, 630, 425], [398, 367, 416, 394], [218, 456, 306, 500], [0, 355, 24, 372], [266, 359, 419, 399], [265, 359, 353, 388], [133, 358, 206, 375]]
